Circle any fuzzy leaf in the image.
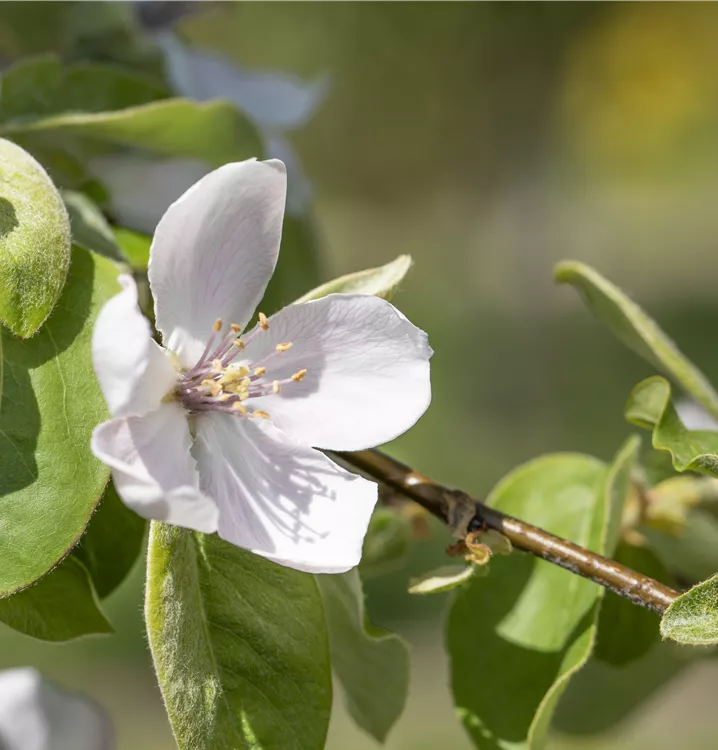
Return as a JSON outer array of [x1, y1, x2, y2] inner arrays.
[[63, 190, 127, 264], [72, 481, 146, 599], [0, 138, 71, 337], [295, 255, 412, 304], [626, 376, 718, 476], [555, 261, 718, 419], [145, 523, 332, 750], [0, 246, 118, 596], [447, 444, 635, 750], [661, 573, 718, 644], [317, 570, 409, 743], [0, 556, 113, 642]]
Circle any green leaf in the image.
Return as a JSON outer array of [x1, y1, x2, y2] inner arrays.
[[447, 452, 617, 750], [555, 260, 718, 419], [0, 55, 167, 126], [295, 255, 412, 304], [113, 226, 151, 270], [359, 507, 412, 577], [660, 573, 718, 644], [602, 434, 641, 556], [1, 98, 264, 168], [317, 570, 409, 743], [625, 376, 718, 476], [63, 190, 128, 264], [594, 541, 665, 666], [72, 481, 147, 599], [408, 565, 477, 595], [0, 556, 113, 642], [145, 523, 332, 750], [0, 246, 118, 596], [0, 137, 71, 337]]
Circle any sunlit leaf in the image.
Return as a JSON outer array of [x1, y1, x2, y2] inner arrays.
[[409, 565, 476, 595], [317, 570, 409, 743], [555, 260, 718, 419], [0, 137, 71, 337], [145, 523, 332, 749], [359, 508, 412, 577], [447, 442, 636, 750], [0, 246, 118, 596], [625, 376, 718, 476], [661, 573, 718, 645], [0, 557, 113, 642], [295, 255, 412, 304]]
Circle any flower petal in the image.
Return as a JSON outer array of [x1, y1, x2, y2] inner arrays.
[[194, 413, 377, 573], [91, 403, 218, 533], [241, 294, 432, 450], [148, 159, 287, 368], [92, 274, 176, 418]]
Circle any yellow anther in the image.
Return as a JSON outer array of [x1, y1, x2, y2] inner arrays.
[[218, 393, 232, 402], [254, 366, 267, 377], [213, 318, 223, 332], [258, 312, 269, 331], [231, 323, 241, 333], [240, 377, 252, 388], [239, 391, 249, 402], [275, 342, 293, 353], [207, 381, 222, 397], [232, 338, 245, 350], [212, 359, 223, 373], [251, 410, 271, 420], [272, 380, 281, 394], [291, 369, 307, 382], [232, 402, 247, 415]]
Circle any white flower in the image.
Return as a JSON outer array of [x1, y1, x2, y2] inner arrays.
[[91, 159, 432, 573], [0, 668, 112, 750]]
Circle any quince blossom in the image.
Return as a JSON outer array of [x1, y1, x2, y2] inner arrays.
[[91, 159, 431, 573]]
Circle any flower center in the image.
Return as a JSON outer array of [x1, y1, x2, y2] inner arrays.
[[175, 315, 306, 420]]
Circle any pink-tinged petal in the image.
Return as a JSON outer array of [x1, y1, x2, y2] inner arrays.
[[93, 274, 176, 418], [148, 159, 287, 368], [91, 403, 218, 533], [194, 413, 377, 573], [242, 294, 432, 450]]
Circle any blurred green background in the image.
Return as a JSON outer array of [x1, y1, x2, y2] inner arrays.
[[3, 2, 718, 748]]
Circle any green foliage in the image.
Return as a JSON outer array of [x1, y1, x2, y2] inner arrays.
[[556, 260, 718, 419], [296, 254, 412, 303], [446, 446, 636, 750], [63, 189, 128, 264], [1, 98, 264, 168], [112, 226, 151, 269], [0, 55, 166, 126], [145, 523, 332, 750], [317, 570, 409, 743], [359, 507, 413, 576], [661, 574, 718, 644], [594, 541, 665, 666], [0, 246, 118, 596], [626, 376, 718, 475], [0, 556, 113, 642], [72, 481, 147, 599], [0, 137, 71, 337]]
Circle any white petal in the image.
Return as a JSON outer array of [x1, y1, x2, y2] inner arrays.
[[91, 403, 218, 533], [157, 31, 329, 131], [90, 154, 209, 234], [148, 159, 287, 368], [194, 413, 377, 573], [0, 668, 112, 750], [92, 274, 177, 418], [242, 294, 432, 450]]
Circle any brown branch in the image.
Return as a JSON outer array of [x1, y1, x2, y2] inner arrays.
[[333, 449, 679, 615]]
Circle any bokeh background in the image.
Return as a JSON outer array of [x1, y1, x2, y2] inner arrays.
[[3, 2, 718, 748]]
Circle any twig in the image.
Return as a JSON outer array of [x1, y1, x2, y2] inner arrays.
[[333, 449, 679, 615]]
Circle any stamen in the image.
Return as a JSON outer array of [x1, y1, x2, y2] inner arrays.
[[232, 402, 247, 415], [272, 380, 281, 394], [232, 338, 245, 349], [276, 342, 293, 353], [213, 318, 223, 332], [251, 410, 271, 419], [254, 366, 266, 377], [258, 312, 269, 331], [291, 369, 307, 382], [231, 323, 241, 333]]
